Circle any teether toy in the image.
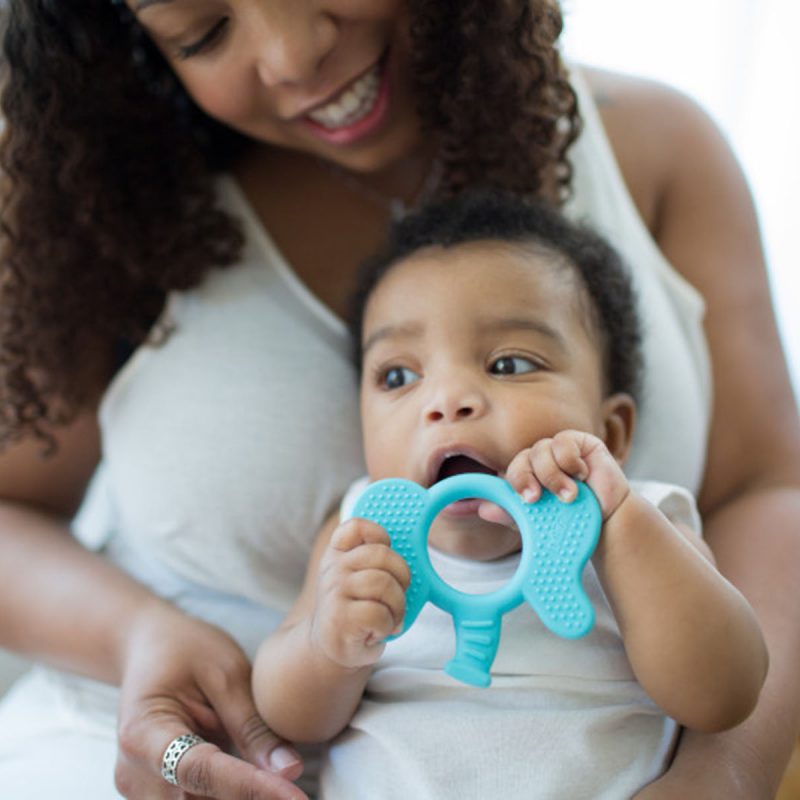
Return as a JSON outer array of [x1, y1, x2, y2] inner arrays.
[[352, 474, 601, 687]]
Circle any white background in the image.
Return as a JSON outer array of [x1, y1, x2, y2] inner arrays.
[[562, 0, 800, 400]]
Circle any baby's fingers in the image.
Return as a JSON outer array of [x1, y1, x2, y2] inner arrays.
[[346, 599, 403, 649], [331, 518, 391, 552], [334, 541, 410, 592], [504, 448, 543, 502], [550, 432, 590, 483], [345, 568, 407, 629], [529, 439, 580, 503]]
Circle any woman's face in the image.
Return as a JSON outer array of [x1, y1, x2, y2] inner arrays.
[[129, 0, 421, 173]]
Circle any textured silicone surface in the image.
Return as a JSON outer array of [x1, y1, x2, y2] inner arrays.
[[352, 474, 602, 687]]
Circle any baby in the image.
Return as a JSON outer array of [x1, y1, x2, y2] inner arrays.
[[253, 190, 767, 799]]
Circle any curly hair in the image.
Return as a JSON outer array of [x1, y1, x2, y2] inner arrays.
[[0, 0, 579, 448]]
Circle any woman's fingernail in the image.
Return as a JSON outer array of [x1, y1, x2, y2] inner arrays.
[[559, 488, 574, 502], [269, 746, 300, 772]]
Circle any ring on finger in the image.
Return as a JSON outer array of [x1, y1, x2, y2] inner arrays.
[[160, 733, 205, 787]]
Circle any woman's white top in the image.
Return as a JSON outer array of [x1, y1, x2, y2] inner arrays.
[[564, 70, 711, 489], [0, 66, 711, 798]]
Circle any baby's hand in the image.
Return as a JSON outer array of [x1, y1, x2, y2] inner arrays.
[[479, 431, 629, 524], [506, 430, 629, 520], [311, 518, 410, 670]]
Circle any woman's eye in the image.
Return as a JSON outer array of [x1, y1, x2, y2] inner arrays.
[[381, 366, 421, 390], [489, 356, 538, 376], [177, 18, 229, 59]]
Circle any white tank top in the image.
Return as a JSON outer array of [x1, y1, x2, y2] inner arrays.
[[564, 68, 711, 489], [73, 66, 711, 658]]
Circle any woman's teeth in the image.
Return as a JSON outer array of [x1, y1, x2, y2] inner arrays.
[[307, 64, 381, 130]]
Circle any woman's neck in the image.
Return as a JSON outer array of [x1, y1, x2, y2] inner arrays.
[[234, 142, 441, 217], [231, 144, 443, 320]]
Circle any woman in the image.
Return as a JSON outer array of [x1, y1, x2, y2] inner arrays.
[[0, 1, 797, 798]]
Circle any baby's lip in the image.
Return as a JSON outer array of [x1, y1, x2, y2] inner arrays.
[[424, 446, 499, 488]]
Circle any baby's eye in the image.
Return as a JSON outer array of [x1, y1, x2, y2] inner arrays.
[[489, 356, 539, 376], [381, 366, 421, 390]]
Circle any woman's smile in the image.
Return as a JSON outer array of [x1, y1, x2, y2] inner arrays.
[[135, 0, 418, 171], [301, 55, 389, 144]]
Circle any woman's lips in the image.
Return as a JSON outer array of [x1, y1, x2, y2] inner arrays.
[[300, 55, 390, 145]]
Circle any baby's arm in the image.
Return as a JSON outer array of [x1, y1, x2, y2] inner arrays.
[[252, 512, 410, 743], [505, 430, 769, 733]]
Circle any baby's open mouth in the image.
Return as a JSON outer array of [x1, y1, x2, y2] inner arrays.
[[433, 455, 497, 517], [435, 454, 497, 483]]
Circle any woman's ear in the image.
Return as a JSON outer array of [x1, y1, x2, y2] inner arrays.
[[600, 393, 636, 464]]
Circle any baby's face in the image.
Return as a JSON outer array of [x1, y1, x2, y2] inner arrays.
[[360, 240, 615, 560]]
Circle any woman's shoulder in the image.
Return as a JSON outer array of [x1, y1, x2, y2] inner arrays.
[[580, 65, 722, 235]]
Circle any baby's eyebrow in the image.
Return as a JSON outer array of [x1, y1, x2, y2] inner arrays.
[[477, 317, 567, 349], [362, 323, 423, 357]]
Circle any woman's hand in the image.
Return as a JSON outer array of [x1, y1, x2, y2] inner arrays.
[[114, 602, 308, 800]]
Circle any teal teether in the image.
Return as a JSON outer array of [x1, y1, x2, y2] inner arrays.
[[351, 474, 602, 687]]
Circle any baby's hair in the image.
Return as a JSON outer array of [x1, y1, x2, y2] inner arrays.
[[349, 188, 643, 403]]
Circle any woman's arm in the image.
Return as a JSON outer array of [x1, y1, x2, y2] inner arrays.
[[592, 67, 800, 798], [0, 407, 306, 799], [0, 406, 143, 680]]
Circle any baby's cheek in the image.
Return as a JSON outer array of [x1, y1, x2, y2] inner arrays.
[[362, 407, 414, 478]]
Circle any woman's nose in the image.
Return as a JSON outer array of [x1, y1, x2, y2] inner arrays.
[[252, 4, 338, 86], [423, 379, 488, 424]]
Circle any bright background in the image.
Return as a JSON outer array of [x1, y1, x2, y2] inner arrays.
[[561, 0, 800, 400]]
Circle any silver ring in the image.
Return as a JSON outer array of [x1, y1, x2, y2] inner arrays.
[[161, 733, 205, 787]]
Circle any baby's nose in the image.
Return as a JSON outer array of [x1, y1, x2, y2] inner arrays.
[[423, 382, 488, 424]]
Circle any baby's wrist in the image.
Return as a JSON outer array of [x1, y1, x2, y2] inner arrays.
[[309, 616, 344, 667], [592, 488, 644, 566], [602, 483, 632, 524]]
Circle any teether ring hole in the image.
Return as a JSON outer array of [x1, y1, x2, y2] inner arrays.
[[427, 504, 521, 595]]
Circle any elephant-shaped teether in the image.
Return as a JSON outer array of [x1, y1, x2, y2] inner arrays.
[[351, 474, 602, 687]]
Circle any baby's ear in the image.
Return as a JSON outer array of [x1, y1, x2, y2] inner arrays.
[[600, 393, 636, 464]]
